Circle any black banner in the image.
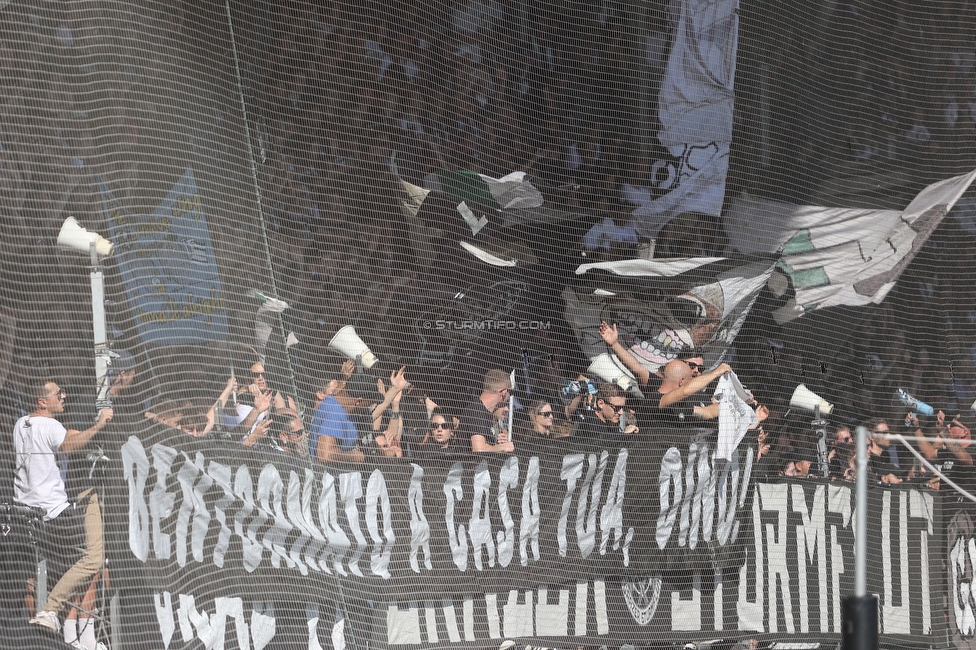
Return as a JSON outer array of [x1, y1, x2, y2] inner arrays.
[[109, 424, 950, 648]]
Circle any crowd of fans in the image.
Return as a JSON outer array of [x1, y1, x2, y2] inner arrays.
[[62, 332, 974, 502], [9, 0, 976, 643]]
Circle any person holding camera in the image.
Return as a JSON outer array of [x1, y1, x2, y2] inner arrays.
[[15, 379, 113, 635]]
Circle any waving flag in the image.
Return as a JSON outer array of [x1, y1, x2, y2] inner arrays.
[[725, 168, 976, 323]]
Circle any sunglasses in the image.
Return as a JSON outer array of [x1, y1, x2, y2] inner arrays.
[[607, 404, 626, 413], [537, 411, 554, 418], [431, 422, 453, 430], [686, 362, 701, 370], [252, 372, 266, 378]]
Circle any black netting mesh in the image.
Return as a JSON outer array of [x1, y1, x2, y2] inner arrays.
[[0, 0, 974, 648]]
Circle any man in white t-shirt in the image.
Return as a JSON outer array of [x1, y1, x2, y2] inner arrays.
[[14, 379, 112, 635]]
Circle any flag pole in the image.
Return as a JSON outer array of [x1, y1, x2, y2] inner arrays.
[[841, 426, 877, 650]]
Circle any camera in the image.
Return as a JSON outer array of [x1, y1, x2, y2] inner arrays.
[[562, 379, 598, 398], [619, 411, 631, 433]]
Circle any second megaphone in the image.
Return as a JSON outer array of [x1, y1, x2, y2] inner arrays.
[[789, 384, 833, 416], [896, 388, 934, 416]]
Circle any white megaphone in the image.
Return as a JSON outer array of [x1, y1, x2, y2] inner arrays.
[[328, 325, 378, 369], [587, 353, 645, 398], [789, 383, 833, 416], [57, 217, 113, 258]]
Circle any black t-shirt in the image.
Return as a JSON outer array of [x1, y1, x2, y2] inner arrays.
[[461, 400, 497, 445], [645, 393, 699, 428], [868, 446, 907, 481], [932, 448, 976, 509], [575, 410, 618, 444]]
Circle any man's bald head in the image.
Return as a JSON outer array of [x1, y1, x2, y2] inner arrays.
[[659, 360, 692, 393]]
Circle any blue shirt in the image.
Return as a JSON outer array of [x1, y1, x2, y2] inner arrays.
[[310, 395, 358, 456]]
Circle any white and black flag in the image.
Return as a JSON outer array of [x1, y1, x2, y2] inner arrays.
[[627, 0, 740, 238], [562, 256, 774, 376]]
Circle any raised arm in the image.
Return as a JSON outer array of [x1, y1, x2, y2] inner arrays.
[[910, 412, 942, 461], [599, 322, 651, 386], [659, 363, 732, 409], [371, 367, 408, 431], [62, 408, 114, 453], [233, 391, 271, 440]]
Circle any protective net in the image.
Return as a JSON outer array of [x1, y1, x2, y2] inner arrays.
[[0, 0, 973, 648]]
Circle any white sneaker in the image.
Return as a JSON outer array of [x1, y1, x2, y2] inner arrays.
[[29, 609, 61, 633]]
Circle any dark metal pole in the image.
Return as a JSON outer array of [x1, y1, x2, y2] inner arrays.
[[842, 426, 877, 650]]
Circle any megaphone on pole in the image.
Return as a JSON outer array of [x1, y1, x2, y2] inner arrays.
[[328, 325, 379, 369], [790, 384, 834, 416], [57, 216, 113, 258]]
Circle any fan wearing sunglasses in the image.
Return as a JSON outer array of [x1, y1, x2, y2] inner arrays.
[[577, 383, 639, 442], [417, 409, 460, 456], [520, 400, 561, 440]]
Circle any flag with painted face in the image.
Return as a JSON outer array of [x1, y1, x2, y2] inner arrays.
[[562, 257, 774, 377]]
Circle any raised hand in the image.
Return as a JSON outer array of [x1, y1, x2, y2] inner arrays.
[[599, 321, 619, 346], [97, 408, 114, 427], [390, 366, 409, 392], [254, 391, 272, 413]]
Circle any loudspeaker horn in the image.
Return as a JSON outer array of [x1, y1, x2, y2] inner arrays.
[[328, 325, 378, 369], [57, 217, 113, 258], [790, 383, 833, 416], [587, 353, 644, 398]]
